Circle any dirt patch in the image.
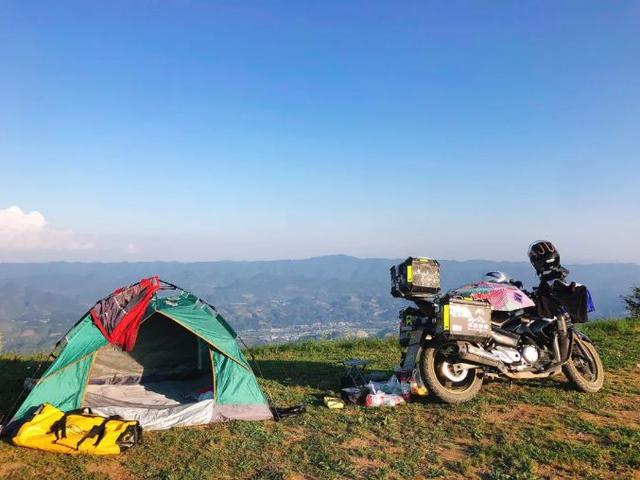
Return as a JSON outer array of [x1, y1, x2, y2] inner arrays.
[[483, 403, 556, 426], [0, 462, 25, 478], [341, 437, 369, 450], [350, 453, 385, 470], [285, 474, 313, 480], [607, 401, 640, 427], [283, 426, 308, 444], [536, 462, 588, 479], [438, 442, 467, 463], [604, 392, 640, 411], [85, 461, 134, 480], [605, 370, 640, 391], [548, 428, 599, 444]]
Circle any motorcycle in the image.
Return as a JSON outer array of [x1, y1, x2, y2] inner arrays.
[[391, 257, 605, 404]]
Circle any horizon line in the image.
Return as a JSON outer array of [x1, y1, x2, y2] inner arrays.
[[0, 254, 638, 267]]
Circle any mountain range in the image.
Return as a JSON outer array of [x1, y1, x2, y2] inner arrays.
[[0, 256, 638, 353]]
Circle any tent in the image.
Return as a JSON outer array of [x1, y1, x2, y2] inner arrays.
[[8, 277, 273, 431]]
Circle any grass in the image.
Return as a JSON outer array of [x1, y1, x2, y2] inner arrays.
[[0, 318, 639, 479]]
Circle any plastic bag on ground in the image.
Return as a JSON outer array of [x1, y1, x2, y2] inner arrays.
[[365, 374, 404, 396], [364, 392, 405, 408]]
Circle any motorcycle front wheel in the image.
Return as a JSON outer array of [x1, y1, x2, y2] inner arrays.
[[562, 336, 605, 393], [419, 341, 483, 404]]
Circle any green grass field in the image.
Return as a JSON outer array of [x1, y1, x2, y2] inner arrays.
[[1, 318, 639, 480]]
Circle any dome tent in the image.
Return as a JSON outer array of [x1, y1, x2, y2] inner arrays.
[[8, 277, 272, 431]]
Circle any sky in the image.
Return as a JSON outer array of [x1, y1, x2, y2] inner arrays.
[[0, 1, 638, 263]]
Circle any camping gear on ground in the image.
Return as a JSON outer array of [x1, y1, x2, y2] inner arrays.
[[410, 380, 428, 397], [5, 278, 273, 433], [364, 371, 389, 382], [323, 396, 345, 409], [12, 403, 141, 455], [391, 255, 605, 404], [365, 375, 403, 395], [341, 387, 367, 405], [400, 381, 411, 401], [271, 404, 306, 421], [363, 377, 406, 408], [339, 358, 369, 388], [391, 257, 441, 298], [364, 393, 405, 408], [339, 370, 410, 407], [395, 368, 427, 396]]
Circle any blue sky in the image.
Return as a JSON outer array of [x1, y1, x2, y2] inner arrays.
[[0, 1, 638, 262]]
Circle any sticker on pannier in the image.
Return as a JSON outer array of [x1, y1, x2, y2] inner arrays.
[[439, 299, 492, 338]]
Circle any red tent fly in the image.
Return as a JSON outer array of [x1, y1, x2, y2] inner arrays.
[[90, 276, 161, 351]]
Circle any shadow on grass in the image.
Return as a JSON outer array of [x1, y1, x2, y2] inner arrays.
[[0, 357, 51, 422], [252, 359, 346, 390], [252, 359, 393, 390], [253, 358, 580, 400]]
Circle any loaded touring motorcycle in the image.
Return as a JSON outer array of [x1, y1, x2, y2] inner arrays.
[[391, 258, 604, 404]]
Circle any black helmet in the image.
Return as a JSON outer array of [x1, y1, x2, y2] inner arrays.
[[528, 240, 560, 274]]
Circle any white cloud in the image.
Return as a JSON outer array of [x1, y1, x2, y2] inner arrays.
[[0, 206, 47, 234], [0, 206, 94, 252]]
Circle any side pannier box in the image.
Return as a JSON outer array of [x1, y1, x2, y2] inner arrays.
[[437, 298, 492, 339], [391, 257, 440, 298]]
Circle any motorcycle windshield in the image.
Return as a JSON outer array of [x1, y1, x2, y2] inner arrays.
[[450, 282, 535, 312]]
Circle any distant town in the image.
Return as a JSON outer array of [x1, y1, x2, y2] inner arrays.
[[239, 318, 395, 346]]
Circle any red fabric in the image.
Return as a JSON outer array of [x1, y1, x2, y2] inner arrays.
[[90, 276, 160, 351]]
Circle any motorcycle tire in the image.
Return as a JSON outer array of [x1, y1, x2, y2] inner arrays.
[[562, 337, 605, 393], [419, 341, 483, 404]]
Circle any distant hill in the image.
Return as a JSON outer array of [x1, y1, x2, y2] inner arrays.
[[0, 256, 638, 352]]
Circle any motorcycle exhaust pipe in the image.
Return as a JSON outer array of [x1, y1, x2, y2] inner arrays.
[[457, 344, 505, 370]]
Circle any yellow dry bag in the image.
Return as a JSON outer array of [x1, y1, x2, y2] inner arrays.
[[12, 403, 142, 455]]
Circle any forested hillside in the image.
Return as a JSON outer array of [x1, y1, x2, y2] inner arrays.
[[0, 256, 638, 352]]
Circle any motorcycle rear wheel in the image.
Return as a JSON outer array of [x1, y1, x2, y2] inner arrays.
[[562, 337, 605, 393], [419, 341, 483, 404]]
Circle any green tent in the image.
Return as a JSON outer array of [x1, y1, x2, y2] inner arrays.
[[10, 280, 272, 430]]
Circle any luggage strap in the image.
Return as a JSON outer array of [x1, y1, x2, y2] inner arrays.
[[49, 409, 125, 449], [75, 417, 115, 449], [49, 407, 92, 441]]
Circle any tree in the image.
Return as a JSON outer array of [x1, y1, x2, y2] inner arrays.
[[622, 285, 640, 318]]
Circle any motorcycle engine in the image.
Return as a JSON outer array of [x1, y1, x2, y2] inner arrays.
[[521, 345, 540, 364], [491, 346, 521, 364], [489, 344, 540, 367]]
